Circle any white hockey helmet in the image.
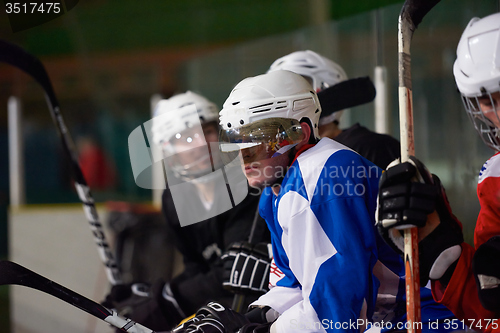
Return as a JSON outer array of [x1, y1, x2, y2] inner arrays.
[[267, 50, 347, 125], [453, 12, 500, 151], [151, 91, 219, 146], [219, 70, 320, 160], [151, 91, 220, 180]]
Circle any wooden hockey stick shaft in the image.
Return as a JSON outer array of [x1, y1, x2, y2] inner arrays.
[[398, 15, 422, 330], [398, 1, 441, 331]]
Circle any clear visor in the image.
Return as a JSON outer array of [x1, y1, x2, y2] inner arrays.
[[162, 121, 223, 180], [161, 124, 207, 156], [219, 118, 303, 163], [463, 90, 500, 151]]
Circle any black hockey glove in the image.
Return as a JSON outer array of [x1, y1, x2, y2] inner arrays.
[[102, 279, 186, 331], [221, 242, 271, 295], [236, 306, 279, 333], [376, 156, 464, 286], [473, 235, 500, 314], [172, 301, 250, 333]]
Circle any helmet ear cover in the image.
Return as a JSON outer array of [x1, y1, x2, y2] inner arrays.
[[298, 117, 319, 144]]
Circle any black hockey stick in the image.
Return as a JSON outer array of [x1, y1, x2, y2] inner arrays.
[[317, 76, 376, 116], [0, 260, 154, 332], [0, 40, 122, 285], [231, 206, 262, 313], [397, 1, 440, 332]]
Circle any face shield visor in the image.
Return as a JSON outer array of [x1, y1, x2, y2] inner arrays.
[[219, 117, 304, 164], [162, 121, 223, 181], [462, 90, 500, 151]]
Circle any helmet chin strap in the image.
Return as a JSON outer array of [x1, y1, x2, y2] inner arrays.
[[268, 145, 300, 194], [271, 143, 298, 158], [170, 153, 218, 182]]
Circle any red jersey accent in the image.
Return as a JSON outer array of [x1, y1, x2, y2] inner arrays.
[[432, 153, 500, 332]]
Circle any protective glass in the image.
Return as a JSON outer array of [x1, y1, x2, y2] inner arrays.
[[219, 117, 303, 163], [463, 90, 500, 151]]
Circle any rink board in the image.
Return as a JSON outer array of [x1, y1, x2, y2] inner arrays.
[[8, 204, 115, 333]]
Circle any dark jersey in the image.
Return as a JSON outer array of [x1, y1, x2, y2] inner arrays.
[[162, 183, 270, 315], [334, 123, 401, 169]]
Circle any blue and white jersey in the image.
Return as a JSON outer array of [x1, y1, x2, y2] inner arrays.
[[252, 138, 382, 332], [251, 138, 457, 333]]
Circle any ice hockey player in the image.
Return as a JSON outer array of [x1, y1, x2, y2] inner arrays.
[[268, 50, 401, 169], [102, 91, 269, 331], [170, 70, 458, 333], [221, 49, 402, 321], [376, 12, 500, 333], [221, 50, 402, 307]]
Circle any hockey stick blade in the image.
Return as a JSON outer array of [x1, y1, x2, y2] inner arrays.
[[0, 40, 122, 285], [0, 40, 58, 110], [400, 0, 441, 33], [0, 39, 86, 185], [0, 260, 155, 333], [317, 76, 376, 116]]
